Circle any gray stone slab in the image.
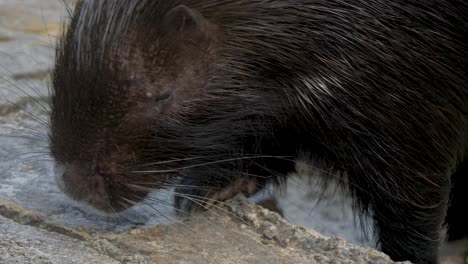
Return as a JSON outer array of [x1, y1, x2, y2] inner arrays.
[[0, 214, 119, 264], [0, 196, 404, 264]]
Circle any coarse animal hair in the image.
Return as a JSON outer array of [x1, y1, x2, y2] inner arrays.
[[48, 1, 468, 263]]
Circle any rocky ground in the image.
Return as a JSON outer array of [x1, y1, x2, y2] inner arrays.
[[0, 0, 466, 263], [0, 195, 403, 264]]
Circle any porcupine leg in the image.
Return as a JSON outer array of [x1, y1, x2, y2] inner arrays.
[[445, 158, 468, 261], [174, 156, 295, 213], [348, 166, 450, 264]]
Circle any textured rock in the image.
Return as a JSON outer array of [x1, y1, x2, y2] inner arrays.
[[0, 215, 118, 264], [0, 195, 404, 264]]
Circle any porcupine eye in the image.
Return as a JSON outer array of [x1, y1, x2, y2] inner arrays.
[[156, 92, 172, 102]]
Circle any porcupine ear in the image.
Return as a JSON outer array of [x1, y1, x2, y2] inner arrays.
[[163, 5, 215, 43]]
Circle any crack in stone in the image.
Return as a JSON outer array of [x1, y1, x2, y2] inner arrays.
[[0, 201, 86, 241], [11, 70, 50, 81], [0, 201, 149, 264], [0, 35, 12, 42]]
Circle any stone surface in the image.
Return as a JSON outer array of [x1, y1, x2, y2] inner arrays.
[[0, 214, 119, 264], [0, 195, 403, 264]]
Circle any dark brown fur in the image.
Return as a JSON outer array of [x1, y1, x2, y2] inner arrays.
[[50, 1, 468, 263]]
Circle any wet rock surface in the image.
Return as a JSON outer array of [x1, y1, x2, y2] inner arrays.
[[0, 1, 465, 263]]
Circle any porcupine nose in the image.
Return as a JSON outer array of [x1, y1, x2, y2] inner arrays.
[[58, 160, 115, 211], [59, 161, 99, 197]]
